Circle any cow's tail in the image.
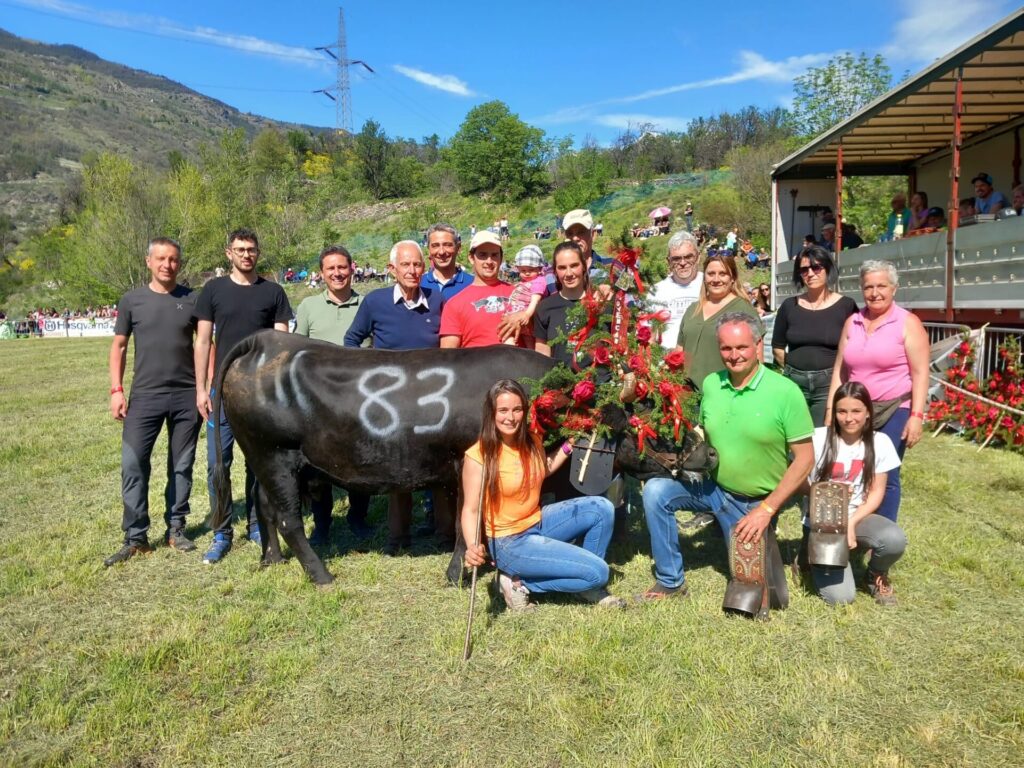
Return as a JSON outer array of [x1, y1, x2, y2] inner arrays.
[[205, 333, 263, 531]]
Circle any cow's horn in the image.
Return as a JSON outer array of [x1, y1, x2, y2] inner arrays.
[[620, 372, 638, 403]]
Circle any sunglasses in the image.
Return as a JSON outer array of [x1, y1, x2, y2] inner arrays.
[[799, 263, 825, 275]]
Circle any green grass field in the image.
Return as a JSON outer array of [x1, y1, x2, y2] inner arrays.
[[1, 338, 1022, 767]]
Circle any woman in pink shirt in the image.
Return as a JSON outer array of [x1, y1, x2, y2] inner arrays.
[[826, 260, 930, 522]]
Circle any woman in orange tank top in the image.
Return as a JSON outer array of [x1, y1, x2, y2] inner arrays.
[[461, 379, 625, 611]]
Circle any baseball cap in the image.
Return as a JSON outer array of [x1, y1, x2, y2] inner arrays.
[[971, 172, 993, 185], [562, 209, 594, 232], [469, 230, 502, 252], [821, 223, 836, 231], [514, 245, 545, 268], [926, 206, 945, 219]]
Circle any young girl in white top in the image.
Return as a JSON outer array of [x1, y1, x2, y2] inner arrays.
[[809, 381, 907, 605]]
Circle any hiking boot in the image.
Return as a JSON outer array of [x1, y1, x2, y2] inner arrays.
[[636, 581, 689, 602], [166, 528, 196, 552], [497, 571, 535, 612], [579, 587, 627, 609], [103, 541, 154, 567], [202, 533, 232, 565], [681, 511, 715, 531], [866, 569, 898, 606]]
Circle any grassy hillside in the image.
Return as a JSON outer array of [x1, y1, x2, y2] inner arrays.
[[0, 27, 322, 230]]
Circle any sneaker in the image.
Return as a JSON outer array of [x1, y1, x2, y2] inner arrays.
[[866, 569, 898, 606], [166, 528, 196, 552], [579, 587, 627, 609], [246, 528, 262, 547], [680, 511, 715, 531], [103, 541, 154, 567], [636, 581, 689, 602], [202, 533, 232, 565], [497, 571, 535, 612]]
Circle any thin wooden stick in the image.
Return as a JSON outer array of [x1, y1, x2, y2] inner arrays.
[[577, 429, 599, 484], [462, 466, 487, 663], [977, 430, 997, 452]]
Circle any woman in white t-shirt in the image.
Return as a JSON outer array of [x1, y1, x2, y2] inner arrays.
[[808, 381, 907, 606]]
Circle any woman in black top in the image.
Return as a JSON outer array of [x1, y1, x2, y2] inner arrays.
[[771, 246, 857, 426]]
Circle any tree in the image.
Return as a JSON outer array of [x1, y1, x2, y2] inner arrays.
[[353, 120, 392, 200], [792, 53, 893, 137], [57, 153, 165, 304], [726, 140, 794, 236], [446, 101, 549, 200], [551, 143, 614, 212]]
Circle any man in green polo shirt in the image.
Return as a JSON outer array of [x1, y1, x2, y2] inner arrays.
[[293, 245, 371, 543], [638, 312, 814, 599]]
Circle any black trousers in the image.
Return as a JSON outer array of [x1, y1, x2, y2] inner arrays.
[[120, 390, 201, 544]]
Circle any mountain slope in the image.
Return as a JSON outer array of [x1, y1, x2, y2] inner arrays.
[[0, 27, 325, 230]]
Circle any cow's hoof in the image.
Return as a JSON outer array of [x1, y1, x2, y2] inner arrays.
[[313, 574, 335, 588], [260, 555, 285, 568]]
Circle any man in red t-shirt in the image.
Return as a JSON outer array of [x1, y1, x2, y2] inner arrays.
[[439, 230, 516, 348]]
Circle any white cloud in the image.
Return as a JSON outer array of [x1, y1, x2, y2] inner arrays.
[[605, 51, 835, 105], [532, 50, 833, 130], [393, 65, 475, 96], [10, 0, 325, 67], [883, 0, 1010, 63], [593, 114, 692, 132]]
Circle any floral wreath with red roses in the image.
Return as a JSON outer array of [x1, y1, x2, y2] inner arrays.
[[526, 247, 699, 454]]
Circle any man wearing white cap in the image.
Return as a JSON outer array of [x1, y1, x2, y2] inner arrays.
[[562, 208, 612, 276], [439, 230, 516, 348]]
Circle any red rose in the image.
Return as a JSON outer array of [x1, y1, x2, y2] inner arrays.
[[636, 326, 652, 345], [663, 349, 686, 371], [628, 354, 649, 374], [635, 381, 649, 399], [657, 380, 677, 398], [959, 342, 972, 354], [592, 345, 612, 366], [572, 379, 596, 403]]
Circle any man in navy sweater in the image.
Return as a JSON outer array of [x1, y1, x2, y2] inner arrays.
[[344, 240, 443, 552], [344, 240, 442, 350]]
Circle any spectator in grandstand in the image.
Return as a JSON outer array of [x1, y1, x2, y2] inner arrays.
[[925, 207, 945, 228], [885, 194, 911, 238], [907, 191, 929, 231], [1013, 185, 1024, 216], [959, 197, 977, 219], [818, 223, 836, 252], [972, 172, 1008, 214]]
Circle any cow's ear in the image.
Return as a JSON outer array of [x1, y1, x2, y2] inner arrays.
[[600, 402, 629, 432]]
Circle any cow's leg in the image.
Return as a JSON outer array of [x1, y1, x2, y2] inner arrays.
[[431, 484, 457, 548], [251, 452, 333, 585], [255, 484, 284, 565]]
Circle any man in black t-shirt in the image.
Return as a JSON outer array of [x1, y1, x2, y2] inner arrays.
[[194, 228, 292, 564], [534, 241, 592, 368], [105, 237, 201, 567]]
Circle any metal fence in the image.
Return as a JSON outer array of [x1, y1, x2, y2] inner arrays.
[[924, 322, 1024, 380]]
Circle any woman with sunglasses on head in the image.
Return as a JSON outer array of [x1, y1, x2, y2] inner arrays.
[[678, 253, 760, 394], [771, 246, 857, 426]]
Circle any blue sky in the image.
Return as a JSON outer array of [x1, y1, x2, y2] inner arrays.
[[0, 0, 1017, 144]]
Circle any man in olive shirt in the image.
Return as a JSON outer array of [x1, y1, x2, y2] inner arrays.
[[293, 245, 371, 542], [105, 237, 200, 566], [640, 312, 814, 599]]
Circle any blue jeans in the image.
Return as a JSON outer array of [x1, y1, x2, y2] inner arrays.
[[783, 365, 832, 428], [643, 477, 764, 588], [875, 408, 909, 522], [488, 497, 614, 594], [206, 392, 258, 539]]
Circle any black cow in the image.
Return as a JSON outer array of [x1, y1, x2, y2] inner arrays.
[[210, 330, 712, 585]]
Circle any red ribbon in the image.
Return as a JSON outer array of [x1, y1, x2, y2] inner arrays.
[[567, 291, 602, 366], [612, 248, 645, 294], [611, 290, 630, 354], [629, 415, 658, 454]]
